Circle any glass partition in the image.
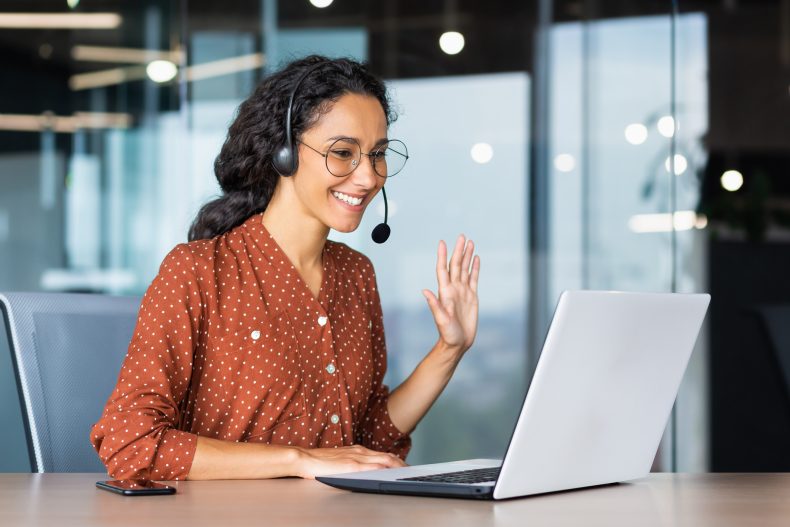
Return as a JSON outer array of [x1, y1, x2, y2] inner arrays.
[[545, 9, 709, 470], [2, 0, 789, 473]]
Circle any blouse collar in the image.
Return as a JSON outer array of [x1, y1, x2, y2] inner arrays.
[[240, 213, 335, 317]]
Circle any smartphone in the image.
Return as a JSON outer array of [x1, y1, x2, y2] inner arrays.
[[96, 479, 176, 496]]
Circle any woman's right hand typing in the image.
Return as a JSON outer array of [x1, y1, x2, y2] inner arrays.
[[294, 444, 407, 479]]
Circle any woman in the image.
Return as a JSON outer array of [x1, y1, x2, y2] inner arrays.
[[90, 55, 480, 481]]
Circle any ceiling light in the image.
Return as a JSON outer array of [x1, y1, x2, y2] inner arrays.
[[657, 115, 675, 138], [624, 123, 648, 145], [309, 0, 334, 7], [69, 53, 265, 91], [69, 66, 147, 91], [0, 13, 121, 29], [146, 60, 178, 83], [439, 31, 465, 55], [184, 53, 264, 82], [554, 153, 575, 172], [470, 143, 493, 164], [72, 45, 182, 64], [628, 211, 708, 233], [720, 170, 744, 192], [664, 154, 687, 175]]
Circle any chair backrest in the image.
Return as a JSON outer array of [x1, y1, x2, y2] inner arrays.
[[0, 292, 140, 473]]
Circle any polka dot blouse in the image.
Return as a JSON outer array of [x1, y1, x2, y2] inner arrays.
[[90, 212, 411, 480]]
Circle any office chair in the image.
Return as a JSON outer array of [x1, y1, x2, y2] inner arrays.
[[0, 292, 140, 473]]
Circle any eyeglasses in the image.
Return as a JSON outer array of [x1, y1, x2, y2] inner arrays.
[[299, 137, 409, 178]]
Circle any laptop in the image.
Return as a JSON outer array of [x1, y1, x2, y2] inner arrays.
[[317, 290, 710, 500]]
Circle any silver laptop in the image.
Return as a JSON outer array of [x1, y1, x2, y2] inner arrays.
[[317, 290, 710, 500]]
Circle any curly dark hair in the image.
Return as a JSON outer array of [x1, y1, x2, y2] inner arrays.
[[188, 55, 396, 241]]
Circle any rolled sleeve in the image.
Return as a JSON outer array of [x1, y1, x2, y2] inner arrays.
[[358, 385, 411, 459], [90, 244, 201, 480]]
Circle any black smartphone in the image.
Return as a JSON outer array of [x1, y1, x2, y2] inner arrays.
[[96, 479, 176, 496]]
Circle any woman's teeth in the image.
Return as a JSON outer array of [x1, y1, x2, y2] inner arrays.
[[332, 191, 363, 206]]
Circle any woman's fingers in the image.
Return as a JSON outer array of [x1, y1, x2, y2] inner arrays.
[[356, 463, 391, 472], [353, 454, 406, 468], [448, 234, 465, 282], [470, 255, 481, 293], [300, 446, 406, 478], [423, 289, 449, 326], [345, 447, 406, 469], [434, 234, 478, 303], [460, 240, 474, 284], [436, 240, 449, 290], [445, 234, 476, 285], [389, 454, 408, 467]]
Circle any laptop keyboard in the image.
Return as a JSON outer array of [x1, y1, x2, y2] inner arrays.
[[398, 466, 501, 484]]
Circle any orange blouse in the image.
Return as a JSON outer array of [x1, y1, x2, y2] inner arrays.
[[90, 212, 410, 480]]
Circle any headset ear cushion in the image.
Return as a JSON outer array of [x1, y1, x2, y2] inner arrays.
[[272, 145, 296, 176]]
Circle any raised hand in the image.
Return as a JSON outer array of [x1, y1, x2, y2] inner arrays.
[[422, 234, 480, 356]]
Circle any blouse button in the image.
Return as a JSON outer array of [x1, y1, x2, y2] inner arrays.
[[330, 414, 340, 425], [250, 330, 261, 340], [318, 316, 328, 327], [326, 363, 336, 375]]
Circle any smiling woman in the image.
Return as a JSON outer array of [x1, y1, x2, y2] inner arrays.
[[89, 55, 481, 481], [186, 56, 397, 242]]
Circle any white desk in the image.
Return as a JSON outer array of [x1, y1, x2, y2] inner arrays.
[[1, 473, 789, 527]]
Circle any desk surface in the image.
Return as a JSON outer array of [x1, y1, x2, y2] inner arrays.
[[1, 473, 788, 527]]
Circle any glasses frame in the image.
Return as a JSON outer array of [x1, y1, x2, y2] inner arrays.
[[298, 137, 408, 178]]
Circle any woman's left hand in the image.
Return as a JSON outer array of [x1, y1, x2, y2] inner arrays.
[[422, 234, 480, 359]]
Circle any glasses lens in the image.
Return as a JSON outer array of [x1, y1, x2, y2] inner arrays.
[[373, 140, 408, 178], [326, 138, 361, 177]]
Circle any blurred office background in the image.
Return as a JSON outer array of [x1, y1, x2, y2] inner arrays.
[[1, 0, 789, 473]]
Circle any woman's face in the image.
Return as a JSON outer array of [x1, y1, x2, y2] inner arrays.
[[291, 92, 388, 233]]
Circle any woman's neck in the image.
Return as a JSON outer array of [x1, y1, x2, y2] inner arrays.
[[260, 188, 329, 273]]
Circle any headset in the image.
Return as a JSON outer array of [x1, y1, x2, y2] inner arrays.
[[272, 60, 392, 243], [271, 62, 323, 177]]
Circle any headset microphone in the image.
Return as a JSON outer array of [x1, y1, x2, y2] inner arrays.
[[371, 187, 391, 244]]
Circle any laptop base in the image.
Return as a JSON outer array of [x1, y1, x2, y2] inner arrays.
[[316, 476, 495, 500]]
